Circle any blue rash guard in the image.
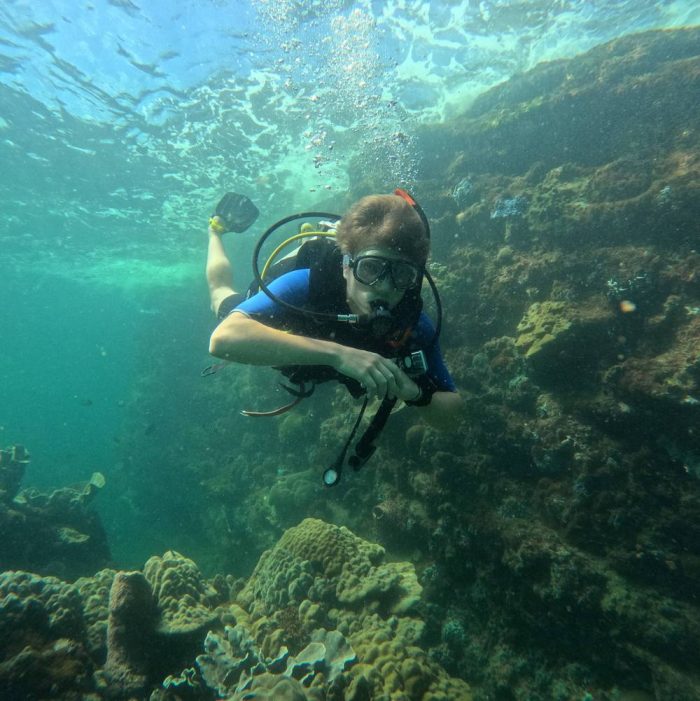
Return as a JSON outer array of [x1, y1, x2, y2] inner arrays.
[[232, 268, 457, 393]]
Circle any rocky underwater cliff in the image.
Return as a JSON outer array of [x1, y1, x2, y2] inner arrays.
[[398, 24, 700, 701], [2, 26, 699, 701]]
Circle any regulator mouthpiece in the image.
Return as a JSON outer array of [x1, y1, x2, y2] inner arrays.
[[366, 300, 394, 338]]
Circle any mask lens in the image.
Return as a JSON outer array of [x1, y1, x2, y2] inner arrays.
[[391, 261, 420, 289], [354, 257, 387, 285]]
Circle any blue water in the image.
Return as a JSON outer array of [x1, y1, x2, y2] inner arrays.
[[1, 0, 698, 566], [1, 270, 136, 490]]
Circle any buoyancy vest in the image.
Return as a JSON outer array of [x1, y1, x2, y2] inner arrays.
[[250, 236, 424, 397]]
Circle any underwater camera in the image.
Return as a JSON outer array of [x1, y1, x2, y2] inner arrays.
[[396, 350, 428, 376]]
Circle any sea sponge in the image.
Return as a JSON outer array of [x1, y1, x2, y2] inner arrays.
[[102, 571, 156, 696]]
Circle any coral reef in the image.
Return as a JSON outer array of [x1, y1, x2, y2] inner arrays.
[[0, 520, 472, 700], [514, 299, 615, 380], [0, 570, 92, 698], [75, 567, 117, 659], [194, 624, 354, 699], [390, 26, 700, 701], [0, 444, 110, 579], [336, 25, 700, 701], [233, 519, 471, 700], [36, 24, 698, 701], [144, 550, 221, 635], [238, 518, 422, 619]]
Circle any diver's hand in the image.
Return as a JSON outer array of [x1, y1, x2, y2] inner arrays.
[[333, 346, 419, 401], [394, 372, 422, 403], [208, 215, 226, 235]]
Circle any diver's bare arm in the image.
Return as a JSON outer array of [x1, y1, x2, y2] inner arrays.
[[210, 313, 407, 398], [415, 390, 463, 431], [209, 313, 339, 367]]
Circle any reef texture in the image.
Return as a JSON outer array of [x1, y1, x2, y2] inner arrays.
[[0, 520, 472, 700], [0, 570, 92, 698], [229, 519, 470, 699], [387, 25, 700, 701], [0, 444, 110, 579], [144, 550, 221, 635], [102, 571, 157, 697], [313, 26, 700, 700], [13, 24, 698, 701]]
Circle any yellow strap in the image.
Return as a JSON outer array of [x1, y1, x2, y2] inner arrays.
[[209, 217, 226, 234], [261, 230, 336, 280]]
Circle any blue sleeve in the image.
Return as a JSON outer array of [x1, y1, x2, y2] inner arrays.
[[413, 313, 458, 392], [232, 276, 457, 393], [232, 269, 310, 322]]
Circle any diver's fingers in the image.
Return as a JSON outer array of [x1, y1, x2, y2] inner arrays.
[[365, 369, 383, 398], [369, 365, 397, 399], [379, 358, 404, 396], [360, 370, 378, 399], [344, 350, 402, 398], [360, 376, 376, 398], [382, 366, 400, 397]]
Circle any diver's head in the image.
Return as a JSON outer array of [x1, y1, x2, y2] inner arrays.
[[337, 194, 428, 316], [336, 194, 429, 267], [342, 247, 422, 315]]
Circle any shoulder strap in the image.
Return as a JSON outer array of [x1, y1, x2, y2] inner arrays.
[[245, 236, 341, 299], [306, 239, 345, 312]]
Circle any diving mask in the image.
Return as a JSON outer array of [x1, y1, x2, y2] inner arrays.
[[343, 254, 422, 290]]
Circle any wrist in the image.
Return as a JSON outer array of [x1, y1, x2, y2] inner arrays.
[[320, 339, 344, 369], [209, 216, 226, 234]]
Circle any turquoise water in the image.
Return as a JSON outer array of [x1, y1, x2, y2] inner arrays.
[[1, 0, 698, 566]]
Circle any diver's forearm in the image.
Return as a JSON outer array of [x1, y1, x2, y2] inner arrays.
[[416, 391, 463, 431], [209, 314, 339, 367]]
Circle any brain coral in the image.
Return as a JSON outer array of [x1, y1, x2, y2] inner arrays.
[[342, 613, 472, 701], [75, 567, 116, 658], [0, 570, 85, 649], [0, 571, 92, 697], [235, 519, 471, 701], [144, 550, 220, 634], [238, 518, 421, 618]]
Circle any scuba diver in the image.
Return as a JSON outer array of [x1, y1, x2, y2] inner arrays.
[[205, 190, 462, 485]]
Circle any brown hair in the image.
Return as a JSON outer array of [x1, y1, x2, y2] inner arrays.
[[335, 194, 429, 265]]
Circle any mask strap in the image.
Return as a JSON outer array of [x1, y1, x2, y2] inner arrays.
[[394, 188, 431, 240]]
